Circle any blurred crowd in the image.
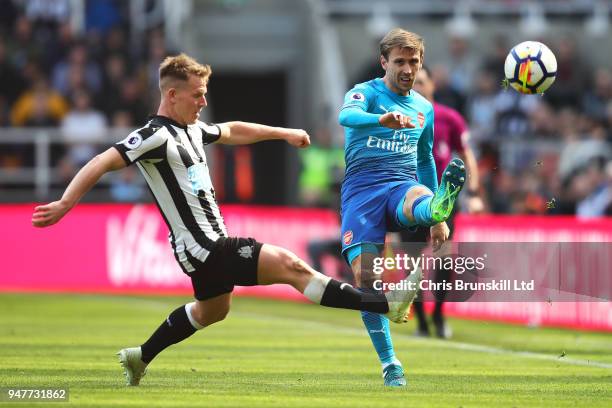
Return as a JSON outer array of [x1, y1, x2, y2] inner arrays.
[[443, 35, 612, 217], [0, 0, 167, 197], [0, 1, 610, 216]]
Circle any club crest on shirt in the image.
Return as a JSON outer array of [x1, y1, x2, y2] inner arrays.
[[343, 230, 353, 245], [349, 92, 365, 102], [417, 112, 425, 128], [123, 134, 142, 149], [237, 245, 254, 259]]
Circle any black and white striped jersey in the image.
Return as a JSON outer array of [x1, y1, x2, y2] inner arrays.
[[113, 115, 227, 271]]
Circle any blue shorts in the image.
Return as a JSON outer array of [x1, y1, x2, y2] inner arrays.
[[340, 179, 421, 264]]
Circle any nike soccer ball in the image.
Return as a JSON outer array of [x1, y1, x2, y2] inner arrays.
[[504, 41, 557, 94]]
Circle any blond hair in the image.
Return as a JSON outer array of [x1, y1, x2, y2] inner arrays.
[[379, 28, 425, 60], [159, 53, 211, 90]]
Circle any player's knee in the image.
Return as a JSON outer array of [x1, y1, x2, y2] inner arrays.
[[191, 304, 229, 327], [404, 186, 434, 220], [278, 249, 313, 283], [406, 185, 433, 203]]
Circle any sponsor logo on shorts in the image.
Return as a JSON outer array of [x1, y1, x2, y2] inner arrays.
[[417, 112, 425, 128], [343, 230, 353, 246], [237, 245, 253, 259]]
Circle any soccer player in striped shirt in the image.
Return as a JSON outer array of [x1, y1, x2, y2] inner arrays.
[[32, 53, 420, 386]]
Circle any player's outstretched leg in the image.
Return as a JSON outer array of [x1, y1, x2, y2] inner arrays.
[[118, 295, 230, 386], [430, 158, 466, 223], [257, 244, 422, 322]]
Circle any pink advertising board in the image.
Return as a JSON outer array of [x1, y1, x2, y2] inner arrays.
[[0, 204, 337, 301], [1, 205, 611, 331]]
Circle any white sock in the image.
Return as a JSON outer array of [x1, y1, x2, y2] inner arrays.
[[184, 302, 204, 330], [303, 273, 332, 304], [382, 358, 402, 371]]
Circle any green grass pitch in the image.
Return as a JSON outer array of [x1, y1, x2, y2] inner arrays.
[[1, 293, 611, 407]]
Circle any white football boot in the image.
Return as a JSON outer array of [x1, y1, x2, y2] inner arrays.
[[385, 267, 424, 324], [117, 347, 148, 386]]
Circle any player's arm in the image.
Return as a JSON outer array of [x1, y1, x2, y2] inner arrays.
[[216, 122, 310, 148], [32, 148, 126, 227], [338, 87, 414, 130], [339, 108, 414, 130], [416, 109, 438, 193]]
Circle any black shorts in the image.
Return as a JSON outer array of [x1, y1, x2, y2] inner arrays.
[[182, 237, 263, 301]]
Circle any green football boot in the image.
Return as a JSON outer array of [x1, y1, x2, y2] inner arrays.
[[430, 158, 466, 224]]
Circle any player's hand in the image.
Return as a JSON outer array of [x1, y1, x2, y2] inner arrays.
[[467, 196, 485, 214], [430, 222, 450, 252], [379, 111, 415, 129], [32, 200, 71, 227], [285, 129, 311, 148]]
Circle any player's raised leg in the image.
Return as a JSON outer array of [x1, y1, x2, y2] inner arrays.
[[401, 158, 466, 227], [118, 294, 231, 386], [256, 244, 420, 319]]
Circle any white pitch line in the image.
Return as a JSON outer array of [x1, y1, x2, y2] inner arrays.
[[233, 311, 612, 370], [92, 295, 612, 370]]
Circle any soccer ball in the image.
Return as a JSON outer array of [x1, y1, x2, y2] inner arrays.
[[504, 41, 557, 94]]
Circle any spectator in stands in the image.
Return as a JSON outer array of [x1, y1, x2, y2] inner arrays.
[[141, 29, 170, 107], [466, 69, 498, 140], [431, 64, 465, 115], [444, 35, 476, 103], [10, 75, 68, 127], [6, 15, 42, 72], [102, 26, 130, 61], [45, 21, 76, 68], [114, 76, 150, 124], [298, 126, 344, 207], [59, 88, 107, 179], [575, 158, 612, 218], [110, 166, 146, 202], [100, 53, 127, 116], [0, 37, 25, 109], [51, 42, 103, 97], [493, 90, 541, 137], [482, 34, 510, 77], [0, 0, 19, 36], [582, 68, 612, 123], [558, 138, 611, 214], [528, 102, 557, 138], [547, 37, 592, 109]]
